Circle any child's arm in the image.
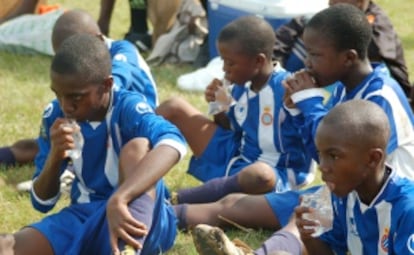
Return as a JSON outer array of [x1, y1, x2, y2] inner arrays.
[[282, 70, 328, 161], [294, 205, 336, 255], [31, 117, 75, 213], [205, 78, 231, 129]]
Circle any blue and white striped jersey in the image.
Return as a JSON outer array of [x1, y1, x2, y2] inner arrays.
[[226, 69, 315, 188], [32, 89, 186, 212], [289, 63, 414, 179], [106, 38, 159, 108], [320, 169, 414, 255]]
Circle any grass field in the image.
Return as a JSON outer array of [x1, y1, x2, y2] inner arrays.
[[0, 0, 413, 254]]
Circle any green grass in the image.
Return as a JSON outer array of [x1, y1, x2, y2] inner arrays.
[[0, 0, 413, 254]]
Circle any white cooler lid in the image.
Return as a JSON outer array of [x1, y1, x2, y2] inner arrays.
[[209, 0, 329, 18]]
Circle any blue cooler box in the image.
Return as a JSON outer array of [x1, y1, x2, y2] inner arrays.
[[207, 0, 328, 58]]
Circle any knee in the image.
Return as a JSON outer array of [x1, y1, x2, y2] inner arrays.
[[156, 96, 187, 121], [256, 170, 276, 190]]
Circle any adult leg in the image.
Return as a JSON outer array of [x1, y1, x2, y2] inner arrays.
[[0, 227, 54, 255], [175, 193, 281, 230], [126, 0, 152, 51], [176, 162, 276, 204], [156, 96, 217, 157]]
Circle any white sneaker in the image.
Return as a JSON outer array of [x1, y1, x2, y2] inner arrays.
[[16, 169, 75, 193], [177, 57, 224, 92], [16, 179, 33, 192]]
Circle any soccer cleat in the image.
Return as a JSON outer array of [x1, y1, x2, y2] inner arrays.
[[191, 224, 254, 255]]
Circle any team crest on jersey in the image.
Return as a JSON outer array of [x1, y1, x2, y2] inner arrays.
[[43, 103, 54, 118], [407, 234, 414, 253], [380, 228, 389, 252], [114, 53, 127, 62], [135, 102, 152, 114], [261, 106, 273, 125]]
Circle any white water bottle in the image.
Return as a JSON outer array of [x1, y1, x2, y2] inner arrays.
[[63, 119, 84, 159]]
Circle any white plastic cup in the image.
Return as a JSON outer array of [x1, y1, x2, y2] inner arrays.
[[300, 185, 333, 237]]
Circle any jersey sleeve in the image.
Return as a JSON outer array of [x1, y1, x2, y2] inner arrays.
[[31, 101, 67, 213], [286, 88, 329, 161], [110, 40, 158, 109], [118, 95, 187, 159], [393, 207, 414, 254]]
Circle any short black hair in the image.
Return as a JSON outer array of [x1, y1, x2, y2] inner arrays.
[[52, 9, 101, 51], [51, 34, 111, 84], [320, 100, 390, 150], [217, 16, 276, 58], [306, 3, 371, 59]]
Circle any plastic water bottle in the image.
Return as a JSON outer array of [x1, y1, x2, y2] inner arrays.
[[208, 79, 232, 115], [300, 185, 333, 237], [63, 119, 84, 159]]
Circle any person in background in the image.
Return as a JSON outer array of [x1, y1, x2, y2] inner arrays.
[[0, 0, 45, 24]]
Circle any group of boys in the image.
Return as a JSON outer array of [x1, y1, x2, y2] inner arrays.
[[0, 1, 414, 255]]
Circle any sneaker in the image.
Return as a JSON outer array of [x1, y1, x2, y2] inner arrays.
[[191, 224, 254, 255], [16, 169, 75, 193], [124, 32, 152, 52], [177, 56, 224, 92]]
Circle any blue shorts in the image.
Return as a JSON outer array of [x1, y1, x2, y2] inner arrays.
[[187, 126, 240, 182], [265, 185, 321, 226], [30, 181, 177, 255]]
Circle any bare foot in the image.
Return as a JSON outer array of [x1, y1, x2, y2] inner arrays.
[[0, 234, 15, 255]]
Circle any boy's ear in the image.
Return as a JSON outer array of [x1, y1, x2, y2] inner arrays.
[[343, 49, 358, 67], [367, 148, 385, 169], [103, 75, 113, 92], [255, 53, 267, 67]]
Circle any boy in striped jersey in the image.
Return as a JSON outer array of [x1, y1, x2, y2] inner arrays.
[[283, 3, 414, 179], [188, 4, 414, 254], [191, 100, 414, 255], [157, 16, 315, 205]]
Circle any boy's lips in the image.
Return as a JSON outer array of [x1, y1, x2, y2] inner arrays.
[[322, 176, 335, 191]]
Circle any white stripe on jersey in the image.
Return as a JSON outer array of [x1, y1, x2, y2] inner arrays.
[[346, 194, 363, 254], [257, 85, 279, 166], [365, 85, 414, 145], [376, 201, 392, 255]]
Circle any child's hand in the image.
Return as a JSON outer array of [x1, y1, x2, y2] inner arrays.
[[284, 70, 318, 94], [282, 81, 296, 108], [204, 78, 222, 103], [49, 118, 79, 160], [294, 204, 319, 241], [107, 195, 148, 254]]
